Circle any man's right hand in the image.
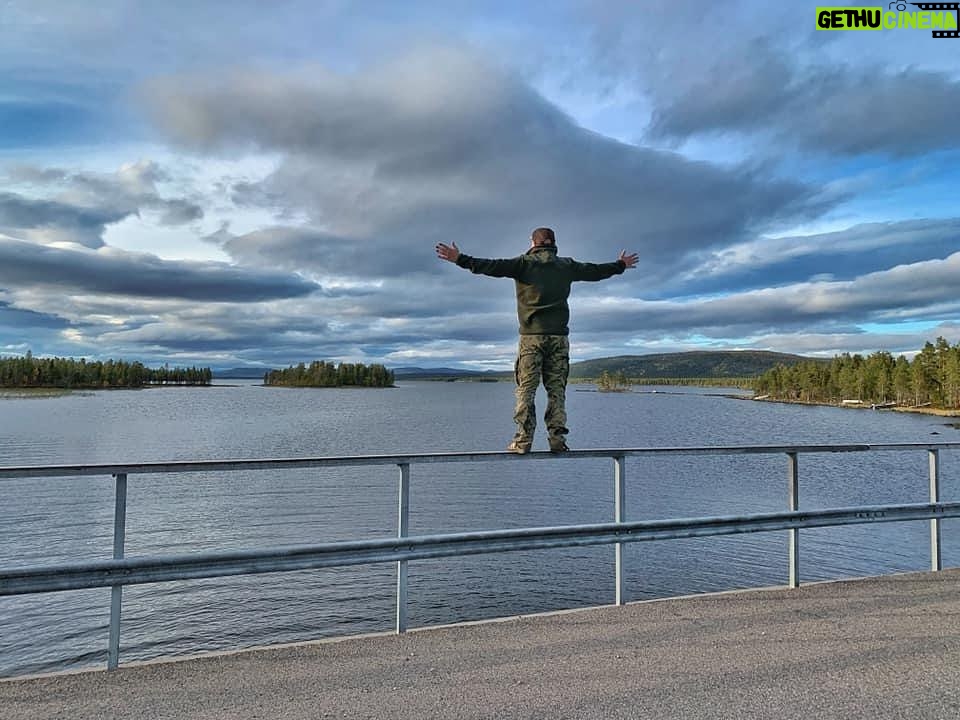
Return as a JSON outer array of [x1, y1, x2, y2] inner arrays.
[[619, 250, 639, 269], [436, 242, 461, 263]]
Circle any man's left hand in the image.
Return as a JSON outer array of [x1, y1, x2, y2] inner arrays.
[[436, 242, 461, 263]]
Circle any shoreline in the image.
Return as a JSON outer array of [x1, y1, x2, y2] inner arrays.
[[749, 395, 960, 417]]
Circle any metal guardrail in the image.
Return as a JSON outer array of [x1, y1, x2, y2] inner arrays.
[[1, 442, 958, 672]]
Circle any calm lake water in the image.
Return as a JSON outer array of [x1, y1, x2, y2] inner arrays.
[[1, 380, 958, 677]]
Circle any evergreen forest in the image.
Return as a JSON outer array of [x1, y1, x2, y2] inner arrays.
[[265, 360, 395, 388], [0, 352, 213, 388], [753, 338, 960, 409]]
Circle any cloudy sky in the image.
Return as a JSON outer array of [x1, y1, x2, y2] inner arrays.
[[2, 1, 960, 370]]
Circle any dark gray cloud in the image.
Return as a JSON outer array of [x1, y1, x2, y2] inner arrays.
[[157, 198, 204, 225], [0, 301, 69, 330], [211, 224, 464, 281], [1, 161, 205, 250], [55, 236, 960, 364], [0, 192, 126, 248], [0, 236, 319, 301], [645, 40, 794, 140], [671, 218, 960, 297], [212, 226, 388, 277], [580, 1, 960, 158], [576, 251, 960, 337], [86, 300, 454, 364], [145, 48, 829, 283], [788, 69, 960, 157], [647, 59, 960, 157]]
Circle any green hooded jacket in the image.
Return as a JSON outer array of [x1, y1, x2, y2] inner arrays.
[[456, 246, 626, 336]]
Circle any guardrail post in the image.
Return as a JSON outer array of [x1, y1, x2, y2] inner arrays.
[[108, 473, 127, 670], [930, 449, 942, 572], [787, 453, 799, 588], [396, 463, 410, 633], [614, 455, 626, 605]]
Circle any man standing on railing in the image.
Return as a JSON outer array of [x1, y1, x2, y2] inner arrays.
[[436, 227, 638, 454]]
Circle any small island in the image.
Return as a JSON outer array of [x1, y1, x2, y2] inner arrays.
[[596, 370, 632, 393], [265, 360, 395, 388], [0, 352, 212, 388]]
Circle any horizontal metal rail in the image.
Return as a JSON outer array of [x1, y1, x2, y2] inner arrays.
[[3, 502, 959, 596], [2, 442, 960, 480], [1, 442, 957, 672]]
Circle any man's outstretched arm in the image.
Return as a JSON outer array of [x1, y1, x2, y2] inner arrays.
[[570, 249, 639, 281], [435, 242, 523, 278]]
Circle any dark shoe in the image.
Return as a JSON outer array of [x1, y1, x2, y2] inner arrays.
[[549, 438, 569, 453], [507, 440, 531, 454]]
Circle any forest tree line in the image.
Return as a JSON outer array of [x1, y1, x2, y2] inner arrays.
[[265, 360, 395, 388], [0, 352, 213, 388], [754, 337, 960, 408]]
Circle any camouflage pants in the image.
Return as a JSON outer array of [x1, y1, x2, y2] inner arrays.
[[513, 334, 570, 444]]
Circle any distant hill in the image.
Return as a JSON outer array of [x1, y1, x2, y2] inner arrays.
[[392, 366, 472, 377], [215, 352, 813, 382], [216, 366, 499, 381], [392, 366, 508, 379], [213, 367, 273, 379], [569, 351, 812, 380], [391, 351, 813, 382]]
